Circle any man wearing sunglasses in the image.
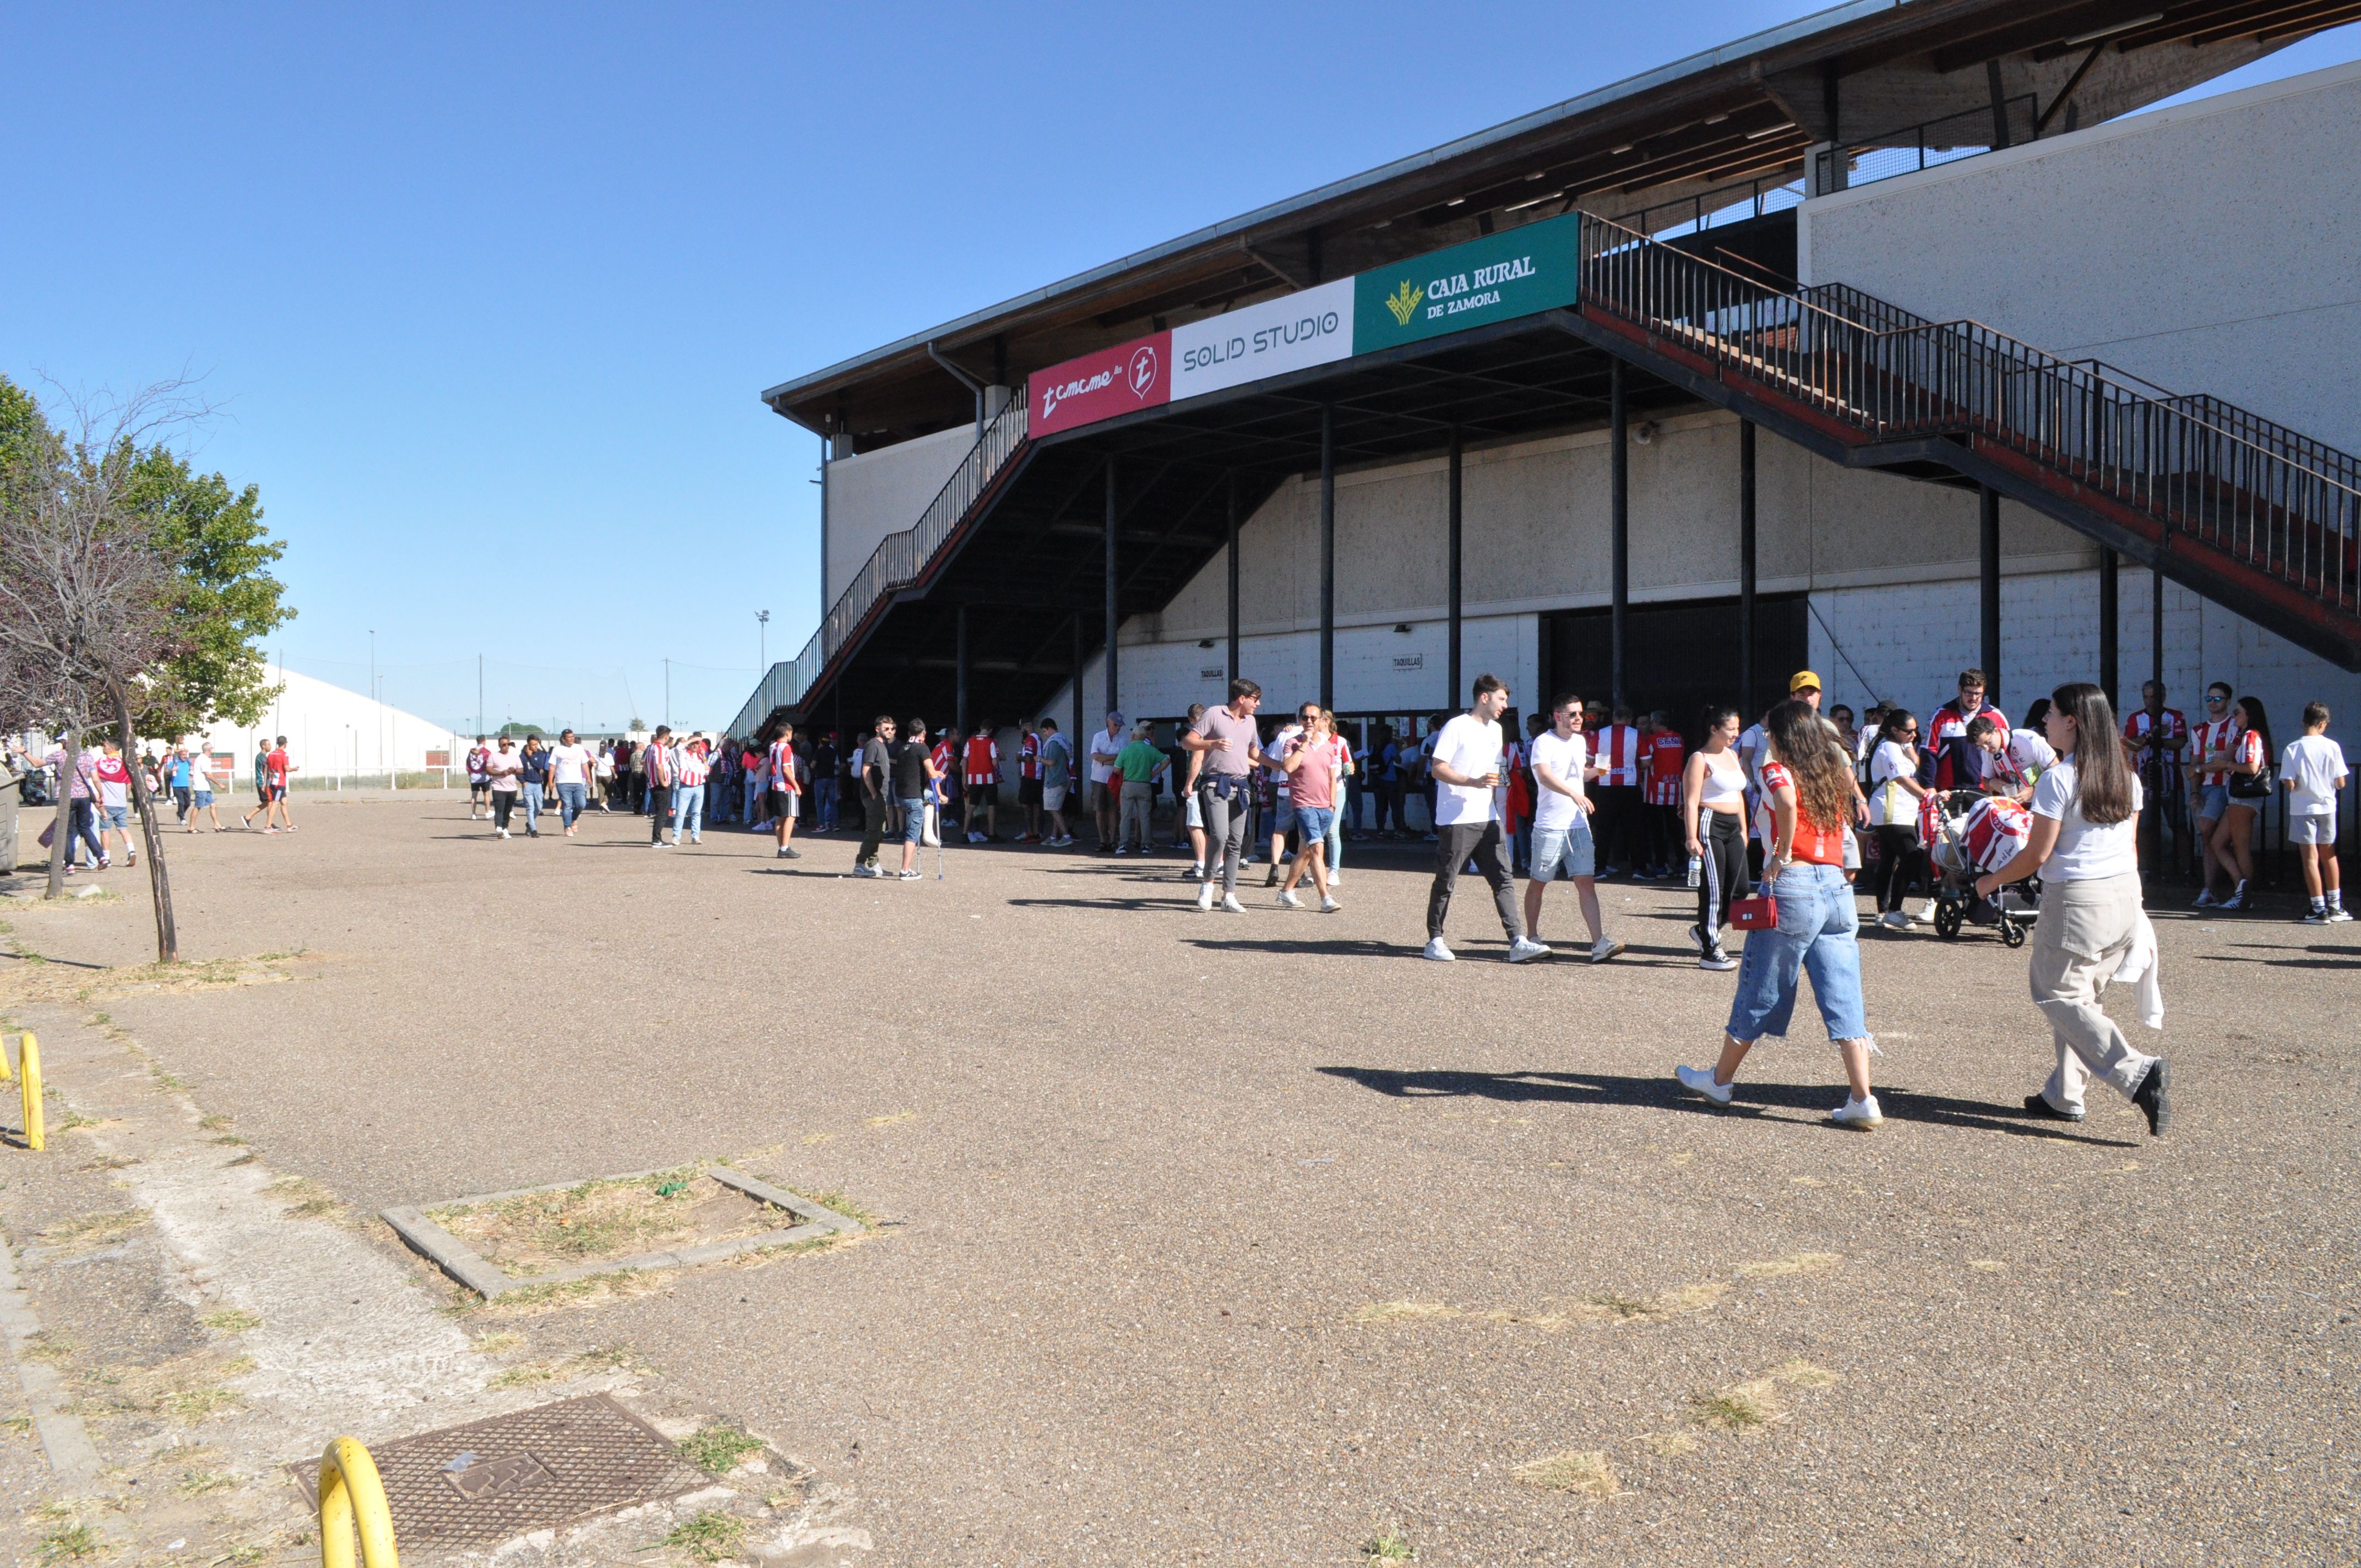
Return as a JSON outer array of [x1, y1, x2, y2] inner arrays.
[[1184, 679, 1268, 912]]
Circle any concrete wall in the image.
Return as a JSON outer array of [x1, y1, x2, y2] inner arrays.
[[822, 426, 975, 607], [1799, 58, 2361, 454]]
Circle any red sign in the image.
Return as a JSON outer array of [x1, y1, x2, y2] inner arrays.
[[1027, 330, 1170, 437]]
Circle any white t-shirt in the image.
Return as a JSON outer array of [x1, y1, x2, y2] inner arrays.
[[1266, 723, 1303, 798], [1869, 739, 1918, 825], [1430, 713, 1504, 827], [1087, 727, 1124, 785], [2281, 733, 2348, 814], [1528, 729, 1587, 831], [548, 743, 593, 787], [2005, 728, 2058, 777], [2031, 759, 2143, 882]]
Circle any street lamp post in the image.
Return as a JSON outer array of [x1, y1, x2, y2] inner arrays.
[[757, 609, 770, 672]]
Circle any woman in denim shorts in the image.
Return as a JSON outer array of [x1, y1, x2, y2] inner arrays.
[[1676, 698, 1882, 1128]]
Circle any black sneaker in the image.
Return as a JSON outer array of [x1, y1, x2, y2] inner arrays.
[[2130, 1059, 2170, 1136], [2022, 1092, 2083, 1123]]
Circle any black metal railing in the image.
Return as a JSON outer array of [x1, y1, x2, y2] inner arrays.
[[730, 389, 1031, 734], [1813, 96, 2038, 195], [1619, 172, 1805, 242], [1579, 213, 2361, 616]]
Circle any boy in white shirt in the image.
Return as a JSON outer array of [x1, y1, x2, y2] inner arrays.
[[1421, 674, 1549, 964], [2281, 701, 2351, 923]]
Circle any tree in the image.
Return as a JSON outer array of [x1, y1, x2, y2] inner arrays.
[[126, 449, 292, 736]]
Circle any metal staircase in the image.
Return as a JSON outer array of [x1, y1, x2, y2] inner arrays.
[[1575, 214, 2361, 669], [731, 390, 1032, 734]]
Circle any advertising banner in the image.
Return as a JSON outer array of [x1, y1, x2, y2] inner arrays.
[[1029, 331, 1171, 437], [1168, 278, 1356, 402], [1351, 211, 1584, 354]]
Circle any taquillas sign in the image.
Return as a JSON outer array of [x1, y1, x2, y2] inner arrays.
[[1027, 212, 1582, 438]]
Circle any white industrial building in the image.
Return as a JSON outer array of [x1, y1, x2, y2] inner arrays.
[[186, 664, 464, 786]]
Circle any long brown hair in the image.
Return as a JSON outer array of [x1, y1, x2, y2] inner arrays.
[[1765, 698, 1851, 827], [2052, 682, 2133, 825]]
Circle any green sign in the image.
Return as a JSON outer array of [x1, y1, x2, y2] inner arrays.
[[1351, 211, 1584, 353]]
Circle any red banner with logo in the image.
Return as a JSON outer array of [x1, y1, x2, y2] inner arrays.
[[1027, 331, 1171, 437]]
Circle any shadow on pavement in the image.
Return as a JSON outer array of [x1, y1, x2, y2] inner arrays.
[[1316, 1065, 2141, 1144]]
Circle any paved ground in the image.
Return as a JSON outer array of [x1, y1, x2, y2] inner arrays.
[[1, 794, 2355, 1566]]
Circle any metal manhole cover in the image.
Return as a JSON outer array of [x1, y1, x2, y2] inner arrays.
[[297, 1395, 709, 1548]]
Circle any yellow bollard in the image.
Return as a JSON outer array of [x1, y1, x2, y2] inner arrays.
[[318, 1435, 399, 1568], [0, 1032, 14, 1083], [19, 1033, 39, 1152]]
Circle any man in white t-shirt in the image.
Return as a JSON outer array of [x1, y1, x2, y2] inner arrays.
[[1087, 712, 1125, 852], [547, 728, 595, 836], [1968, 714, 2057, 805], [1523, 694, 1623, 963], [1422, 674, 1548, 963], [1262, 713, 1303, 886], [2282, 700, 2351, 923]]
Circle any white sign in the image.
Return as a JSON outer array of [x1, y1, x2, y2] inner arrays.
[[1169, 278, 1356, 404], [1392, 654, 1425, 671]]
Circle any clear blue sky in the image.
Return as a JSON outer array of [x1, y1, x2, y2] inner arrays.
[[6, 5, 2354, 734]]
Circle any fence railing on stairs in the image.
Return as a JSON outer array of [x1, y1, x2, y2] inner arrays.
[[1577, 213, 2361, 619], [731, 390, 1031, 734]]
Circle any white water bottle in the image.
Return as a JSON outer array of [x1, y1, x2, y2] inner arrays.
[[1687, 852, 1702, 888]]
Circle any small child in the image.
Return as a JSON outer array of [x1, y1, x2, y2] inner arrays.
[[2281, 701, 2352, 923]]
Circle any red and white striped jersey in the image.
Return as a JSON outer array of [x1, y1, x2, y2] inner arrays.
[[964, 734, 999, 786], [2191, 715, 2237, 785], [677, 746, 710, 788], [2121, 707, 2186, 766], [1643, 732, 1685, 806], [1019, 732, 1040, 779], [1591, 725, 1641, 787]]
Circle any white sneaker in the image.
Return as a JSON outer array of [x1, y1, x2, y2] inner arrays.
[[1506, 937, 1552, 963], [1320, 896, 1341, 913], [1423, 937, 1455, 962], [1830, 1094, 1884, 1129], [1699, 949, 1739, 971], [1879, 910, 1912, 929], [1326, 870, 1341, 887], [1219, 894, 1247, 913], [1590, 937, 1625, 963], [2219, 890, 2249, 911], [2332, 908, 2355, 923], [2193, 889, 2218, 908], [1196, 883, 1215, 912], [852, 864, 879, 878], [899, 869, 922, 880], [1114, 845, 1128, 856], [1675, 1064, 1733, 1105], [1910, 903, 1936, 925], [1277, 889, 1302, 908]]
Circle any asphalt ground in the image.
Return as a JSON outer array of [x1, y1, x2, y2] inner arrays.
[[3, 795, 2356, 1565]]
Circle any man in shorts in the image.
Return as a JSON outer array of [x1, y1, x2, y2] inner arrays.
[[1524, 693, 1624, 962], [1087, 712, 1125, 852], [1038, 717, 1074, 846], [894, 717, 939, 881], [94, 742, 137, 867], [466, 736, 491, 819], [1016, 718, 1043, 842], [2188, 681, 2237, 906], [257, 737, 296, 833], [185, 745, 224, 831], [962, 723, 1000, 843], [2283, 701, 2351, 923], [764, 723, 803, 859]]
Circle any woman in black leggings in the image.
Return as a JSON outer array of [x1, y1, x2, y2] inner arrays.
[[1682, 705, 1751, 970], [1865, 708, 1931, 927]]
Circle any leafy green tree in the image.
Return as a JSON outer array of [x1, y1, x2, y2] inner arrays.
[[127, 448, 292, 736]]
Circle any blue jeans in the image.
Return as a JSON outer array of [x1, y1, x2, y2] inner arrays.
[[522, 782, 545, 833], [815, 777, 840, 831], [674, 784, 705, 839], [556, 781, 588, 827], [68, 799, 103, 865], [1726, 862, 1869, 1043], [1325, 788, 1343, 872]]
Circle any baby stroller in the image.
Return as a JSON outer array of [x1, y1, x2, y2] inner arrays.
[[1923, 789, 2041, 946]]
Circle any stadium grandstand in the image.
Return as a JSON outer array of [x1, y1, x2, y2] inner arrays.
[[732, 0, 2361, 772]]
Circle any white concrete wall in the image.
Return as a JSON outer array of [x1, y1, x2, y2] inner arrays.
[[823, 426, 975, 607], [1799, 58, 2361, 454]]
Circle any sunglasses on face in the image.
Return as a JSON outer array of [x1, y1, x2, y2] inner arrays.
[[2207, 695, 2228, 704]]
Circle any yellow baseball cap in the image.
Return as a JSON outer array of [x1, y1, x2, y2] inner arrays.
[[1789, 670, 1821, 693]]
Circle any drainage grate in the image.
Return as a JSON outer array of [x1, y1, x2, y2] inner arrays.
[[302, 1395, 709, 1548]]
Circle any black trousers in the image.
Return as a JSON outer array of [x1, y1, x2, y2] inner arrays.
[[491, 792, 516, 831], [1696, 808, 1750, 946], [1872, 824, 1924, 912], [1593, 784, 1643, 870], [856, 793, 889, 865], [647, 784, 672, 842], [1646, 802, 1682, 873], [1427, 820, 1522, 942]]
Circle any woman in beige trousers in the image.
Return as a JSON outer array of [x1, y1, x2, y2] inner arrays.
[[1976, 682, 2172, 1136]]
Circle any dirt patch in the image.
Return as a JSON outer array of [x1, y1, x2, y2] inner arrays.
[[429, 1170, 785, 1278]]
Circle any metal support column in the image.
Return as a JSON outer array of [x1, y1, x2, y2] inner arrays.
[[1070, 616, 1084, 752], [1739, 418, 1757, 720], [2098, 547, 2119, 710], [1226, 473, 1240, 686], [1448, 425, 1463, 709], [1103, 458, 1119, 720], [1610, 360, 1629, 709], [1319, 403, 1335, 711], [1979, 485, 2001, 702], [2151, 565, 2165, 695], [954, 603, 970, 737]]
